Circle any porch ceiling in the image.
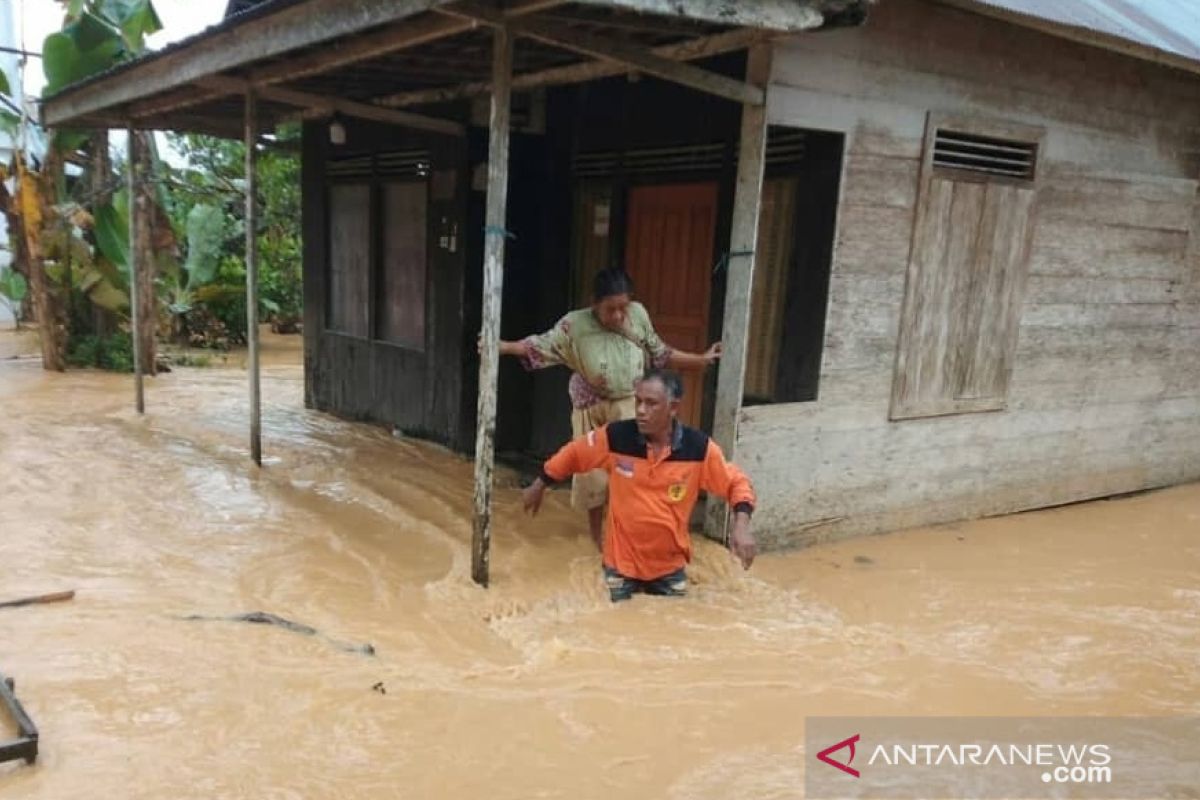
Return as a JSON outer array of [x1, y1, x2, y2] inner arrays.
[[40, 0, 869, 139]]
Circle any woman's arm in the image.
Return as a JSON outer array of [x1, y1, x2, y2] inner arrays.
[[666, 342, 722, 371], [497, 339, 527, 358], [481, 316, 575, 370], [634, 302, 721, 372]]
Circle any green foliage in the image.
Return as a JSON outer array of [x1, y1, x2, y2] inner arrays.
[[171, 352, 212, 368], [182, 204, 226, 290], [43, 0, 164, 95], [0, 267, 28, 328], [42, 27, 120, 96], [164, 129, 303, 335], [66, 331, 133, 372], [196, 255, 249, 346], [0, 268, 28, 305], [93, 198, 130, 270], [0, 0, 170, 368], [161, 202, 236, 345]]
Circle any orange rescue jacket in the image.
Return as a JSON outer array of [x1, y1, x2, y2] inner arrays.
[[542, 420, 756, 580]]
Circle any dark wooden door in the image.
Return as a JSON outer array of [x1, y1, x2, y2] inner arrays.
[[624, 182, 718, 427]]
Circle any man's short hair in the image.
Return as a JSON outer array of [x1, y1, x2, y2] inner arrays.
[[640, 368, 684, 401]]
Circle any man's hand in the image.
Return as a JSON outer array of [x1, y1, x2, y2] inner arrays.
[[728, 512, 756, 570], [522, 478, 548, 516]]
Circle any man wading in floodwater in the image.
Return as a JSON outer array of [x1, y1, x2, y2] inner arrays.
[[522, 369, 757, 602]]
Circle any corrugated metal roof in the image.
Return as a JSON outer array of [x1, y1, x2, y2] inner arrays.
[[945, 0, 1200, 73]]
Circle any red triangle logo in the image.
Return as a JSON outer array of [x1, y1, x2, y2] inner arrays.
[[816, 733, 861, 778]]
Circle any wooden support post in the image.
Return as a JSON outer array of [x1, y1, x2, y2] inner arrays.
[[471, 26, 514, 588], [705, 44, 772, 543], [126, 124, 144, 414], [245, 91, 262, 466]]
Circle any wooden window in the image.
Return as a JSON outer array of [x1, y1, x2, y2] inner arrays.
[[378, 181, 428, 350], [744, 129, 843, 405], [327, 183, 370, 337], [745, 177, 798, 400], [890, 115, 1044, 420]]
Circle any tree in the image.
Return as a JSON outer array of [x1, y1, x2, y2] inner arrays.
[[0, 0, 165, 371]]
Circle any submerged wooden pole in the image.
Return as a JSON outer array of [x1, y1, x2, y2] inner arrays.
[[245, 90, 262, 466], [706, 44, 771, 543], [126, 124, 144, 414], [0, 590, 75, 609], [471, 25, 514, 587]]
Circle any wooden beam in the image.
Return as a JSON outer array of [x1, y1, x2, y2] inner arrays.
[[250, 0, 565, 85], [437, 4, 764, 105], [472, 25, 515, 588], [43, 0, 457, 127], [130, 86, 228, 119], [705, 43, 772, 543], [378, 27, 768, 108], [198, 76, 465, 137], [100, 0, 566, 126], [245, 90, 262, 467], [569, 0, 825, 32], [126, 123, 144, 415]]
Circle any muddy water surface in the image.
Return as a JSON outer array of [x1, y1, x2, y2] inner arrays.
[[1, 330, 1198, 798]]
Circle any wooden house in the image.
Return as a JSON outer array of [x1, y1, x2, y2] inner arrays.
[[42, 0, 1200, 556]]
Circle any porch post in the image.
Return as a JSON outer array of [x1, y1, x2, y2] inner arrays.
[[126, 124, 144, 414], [245, 90, 262, 466], [705, 43, 771, 542], [471, 25, 515, 587]]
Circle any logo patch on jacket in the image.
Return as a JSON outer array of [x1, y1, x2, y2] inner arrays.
[[667, 483, 687, 502], [615, 459, 635, 478]]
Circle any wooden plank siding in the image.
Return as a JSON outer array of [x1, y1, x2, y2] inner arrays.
[[302, 118, 470, 448], [890, 113, 1043, 420], [743, 0, 1200, 549]]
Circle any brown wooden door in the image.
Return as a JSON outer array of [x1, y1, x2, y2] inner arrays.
[[624, 182, 717, 427]]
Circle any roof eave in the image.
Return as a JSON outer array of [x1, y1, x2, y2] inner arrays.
[[938, 0, 1200, 79]]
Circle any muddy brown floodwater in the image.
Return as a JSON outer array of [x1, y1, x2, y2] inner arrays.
[[1, 329, 1198, 798]]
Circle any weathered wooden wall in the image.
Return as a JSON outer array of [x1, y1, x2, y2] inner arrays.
[[746, 0, 1200, 548], [302, 119, 470, 448]]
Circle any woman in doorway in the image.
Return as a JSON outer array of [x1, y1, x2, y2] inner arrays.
[[496, 268, 721, 548]]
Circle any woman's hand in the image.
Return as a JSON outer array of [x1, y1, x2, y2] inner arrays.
[[480, 334, 520, 358], [704, 342, 723, 366]]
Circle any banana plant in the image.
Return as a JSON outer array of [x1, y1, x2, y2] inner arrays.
[[161, 203, 228, 337], [0, 0, 168, 369], [0, 267, 28, 329]]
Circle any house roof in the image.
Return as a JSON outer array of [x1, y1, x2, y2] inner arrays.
[[40, 0, 867, 138], [40, 0, 1200, 139], [223, 0, 278, 18], [940, 0, 1200, 76]]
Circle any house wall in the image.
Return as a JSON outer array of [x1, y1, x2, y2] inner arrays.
[[302, 119, 470, 448], [745, 0, 1200, 548]]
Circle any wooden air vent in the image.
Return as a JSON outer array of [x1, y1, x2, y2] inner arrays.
[[932, 129, 1037, 180], [571, 130, 808, 179], [327, 149, 431, 180]]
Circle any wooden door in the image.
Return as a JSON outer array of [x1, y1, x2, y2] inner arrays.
[[624, 182, 717, 427]]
